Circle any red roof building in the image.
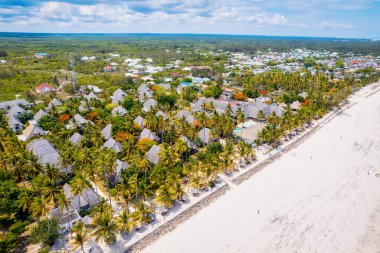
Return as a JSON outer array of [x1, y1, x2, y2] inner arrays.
[[36, 83, 55, 93]]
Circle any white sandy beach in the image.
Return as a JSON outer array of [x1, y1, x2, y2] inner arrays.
[[142, 84, 380, 253]]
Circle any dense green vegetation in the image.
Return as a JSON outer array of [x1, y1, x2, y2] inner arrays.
[[1, 34, 380, 101], [1, 34, 380, 251]]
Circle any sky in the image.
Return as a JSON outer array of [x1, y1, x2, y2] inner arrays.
[[0, 0, 379, 39]]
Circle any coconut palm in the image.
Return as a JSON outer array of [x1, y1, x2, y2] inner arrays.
[[132, 202, 153, 226], [116, 210, 136, 235], [155, 183, 176, 208], [91, 202, 113, 223], [257, 110, 265, 122], [92, 213, 118, 245], [31, 196, 50, 220], [70, 174, 92, 212], [71, 220, 89, 253], [57, 192, 70, 212], [43, 164, 65, 182], [40, 181, 62, 205]]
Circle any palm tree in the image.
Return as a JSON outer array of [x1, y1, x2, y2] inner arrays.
[[92, 213, 118, 245], [96, 150, 116, 206], [91, 202, 113, 223], [116, 210, 136, 236], [132, 202, 153, 226], [57, 192, 70, 212], [237, 141, 246, 165], [18, 190, 33, 212], [257, 110, 265, 122], [31, 196, 50, 220], [155, 183, 176, 208], [43, 164, 65, 183], [40, 181, 62, 205], [172, 181, 186, 202], [70, 174, 92, 212], [137, 180, 154, 201], [174, 139, 188, 160], [71, 220, 89, 253], [236, 107, 245, 125]]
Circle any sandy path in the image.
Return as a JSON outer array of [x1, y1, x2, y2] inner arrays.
[[142, 88, 380, 253]]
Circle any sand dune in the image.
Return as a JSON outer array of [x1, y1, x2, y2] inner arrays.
[[142, 85, 380, 253]]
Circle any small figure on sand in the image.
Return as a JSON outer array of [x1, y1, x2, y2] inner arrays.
[[257, 210, 260, 214], [367, 170, 370, 175]]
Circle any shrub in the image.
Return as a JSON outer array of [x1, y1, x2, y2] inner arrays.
[[234, 92, 248, 101], [30, 219, 60, 247], [59, 114, 70, 123]]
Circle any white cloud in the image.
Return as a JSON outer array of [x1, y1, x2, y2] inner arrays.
[[319, 21, 353, 29]]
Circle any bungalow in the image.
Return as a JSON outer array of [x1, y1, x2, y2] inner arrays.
[[7, 104, 25, 117], [73, 114, 91, 128], [48, 182, 100, 233], [139, 90, 153, 102], [244, 104, 262, 121], [256, 97, 271, 103], [134, 116, 144, 128], [112, 88, 127, 104], [0, 99, 31, 111], [48, 98, 62, 108], [263, 104, 284, 117], [62, 183, 100, 212], [48, 208, 81, 233], [179, 136, 197, 150], [34, 52, 49, 58], [159, 83, 171, 91], [84, 92, 100, 101], [69, 132, 83, 145], [7, 115, 23, 132], [143, 98, 157, 112], [111, 106, 128, 116], [223, 88, 235, 99], [139, 128, 160, 142], [141, 76, 154, 82], [192, 97, 239, 115], [33, 110, 48, 122], [113, 159, 130, 184], [101, 124, 112, 140], [18, 124, 45, 141], [81, 85, 102, 94], [81, 56, 96, 61], [78, 101, 88, 113], [27, 138, 71, 174], [103, 66, 113, 72], [290, 101, 301, 111], [176, 110, 195, 124], [36, 83, 55, 94], [103, 138, 123, 154], [137, 84, 150, 93], [145, 145, 160, 165], [234, 122, 266, 144], [198, 128, 212, 144], [155, 111, 168, 120]]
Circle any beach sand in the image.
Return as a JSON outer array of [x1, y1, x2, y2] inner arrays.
[[141, 85, 380, 253]]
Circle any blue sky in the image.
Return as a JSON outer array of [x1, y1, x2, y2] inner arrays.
[[0, 0, 379, 38]]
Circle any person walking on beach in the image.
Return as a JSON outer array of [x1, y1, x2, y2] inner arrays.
[[257, 210, 260, 214]]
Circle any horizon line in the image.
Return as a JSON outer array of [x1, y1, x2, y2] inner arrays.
[[0, 31, 375, 41]]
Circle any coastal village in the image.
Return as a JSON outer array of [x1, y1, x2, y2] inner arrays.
[[1, 47, 380, 252]]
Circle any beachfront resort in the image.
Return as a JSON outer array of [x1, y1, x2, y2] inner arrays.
[[1, 45, 380, 253]]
